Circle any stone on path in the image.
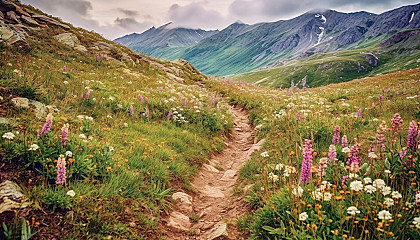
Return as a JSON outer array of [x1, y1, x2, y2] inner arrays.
[[219, 170, 237, 181], [171, 192, 193, 214], [200, 185, 225, 198], [203, 222, 228, 240], [203, 164, 219, 173], [167, 211, 191, 231]]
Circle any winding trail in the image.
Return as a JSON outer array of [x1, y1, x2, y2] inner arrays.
[[163, 106, 265, 240]]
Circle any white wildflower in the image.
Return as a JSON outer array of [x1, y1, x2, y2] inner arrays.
[[28, 144, 39, 151], [65, 151, 73, 157], [368, 152, 378, 159], [2, 132, 15, 140], [363, 177, 372, 184], [350, 180, 364, 192], [342, 147, 351, 153], [364, 185, 376, 194], [268, 172, 279, 182], [383, 198, 394, 207], [347, 206, 360, 216], [260, 151, 269, 158], [413, 217, 420, 229], [372, 179, 386, 189], [377, 210, 392, 220], [66, 190, 75, 197], [391, 191, 402, 199], [382, 186, 392, 196], [299, 212, 308, 221], [292, 186, 303, 197]]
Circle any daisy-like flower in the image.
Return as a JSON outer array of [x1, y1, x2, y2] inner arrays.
[[65, 151, 73, 157], [372, 179, 386, 189], [364, 185, 376, 194], [299, 212, 308, 221], [383, 198, 394, 207], [363, 177, 372, 184], [391, 191, 402, 199], [413, 217, 420, 229], [28, 144, 39, 151], [342, 147, 351, 154], [323, 192, 332, 201], [382, 186, 392, 196], [368, 152, 378, 159], [2, 132, 15, 140], [378, 210, 392, 220], [347, 206, 360, 216], [292, 186, 303, 196], [268, 172, 279, 182], [260, 151, 269, 158], [350, 180, 363, 192], [66, 190, 75, 197]]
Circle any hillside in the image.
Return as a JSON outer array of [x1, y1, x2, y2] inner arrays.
[[116, 4, 420, 76], [114, 22, 219, 60]]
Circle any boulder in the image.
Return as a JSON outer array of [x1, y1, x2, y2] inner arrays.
[[219, 169, 237, 181], [6, 11, 19, 23], [32, 14, 70, 30], [203, 222, 228, 240], [74, 44, 87, 52], [29, 100, 47, 119], [171, 192, 193, 214], [11, 97, 29, 108], [54, 32, 79, 48], [21, 15, 39, 28], [0, 180, 30, 214], [167, 211, 191, 231], [94, 41, 113, 51]]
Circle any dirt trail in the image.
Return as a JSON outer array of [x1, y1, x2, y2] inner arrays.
[[163, 106, 265, 240]]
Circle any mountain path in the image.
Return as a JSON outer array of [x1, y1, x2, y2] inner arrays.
[[162, 105, 265, 240]]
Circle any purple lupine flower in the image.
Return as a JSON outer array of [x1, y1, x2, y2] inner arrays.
[[96, 55, 99, 62], [376, 121, 387, 152], [56, 155, 66, 185], [328, 144, 337, 162], [211, 96, 215, 105], [60, 123, 69, 146], [138, 94, 144, 102], [341, 135, 349, 147], [391, 113, 403, 142], [332, 126, 340, 145], [150, 88, 153, 94], [63, 65, 66, 72], [368, 144, 376, 153], [85, 90, 91, 99], [100, 54, 104, 58], [399, 147, 407, 160], [407, 120, 419, 152], [379, 94, 383, 103], [300, 139, 314, 184], [38, 113, 53, 135], [166, 111, 172, 120], [342, 175, 349, 185], [357, 108, 362, 117], [144, 97, 149, 104], [130, 105, 134, 116], [346, 143, 362, 172], [296, 111, 301, 121], [145, 108, 149, 117]]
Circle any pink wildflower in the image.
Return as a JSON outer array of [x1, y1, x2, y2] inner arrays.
[[341, 135, 348, 147], [38, 113, 53, 135], [332, 126, 340, 145], [130, 105, 134, 116], [300, 139, 314, 184], [407, 120, 418, 152], [56, 155, 66, 185], [60, 123, 69, 146]]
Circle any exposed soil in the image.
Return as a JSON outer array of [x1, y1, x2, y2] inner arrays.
[[162, 105, 265, 240]]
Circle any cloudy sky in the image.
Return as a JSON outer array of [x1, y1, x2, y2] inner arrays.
[[21, 0, 419, 40]]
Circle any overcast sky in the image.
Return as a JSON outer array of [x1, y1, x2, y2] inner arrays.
[[21, 0, 420, 40]]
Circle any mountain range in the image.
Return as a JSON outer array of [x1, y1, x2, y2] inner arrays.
[[115, 3, 420, 76]]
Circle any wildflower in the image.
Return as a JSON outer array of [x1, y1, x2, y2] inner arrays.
[[28, 143, 39, 151], [399, 147, 407, 159], [376, 121, 387, 152], [317, 158, 328, 177], [268, 172, 279, 182], [166, 111, 172, 120], [413, 217, 420, 229], [66, 190, 75, 197], [384, 169, 391, 174], [346, 143, 362, 171], [63, 81, 69, 84], [350, 180, 363, 192], [2, 132, 15, 140], [145, 97, 149, 104], [332, 126, 340, 145], [407, 120, 418, 152], [145, 108, 149, 117], [61, 123, 69, 146], [368, 152, 378, 159], [357, 108, 362, 117], [390, 113, 403, 141], [275, 163, 284, 170], [364, 185, 376, 194], [211, 96, 215, 105], [138, 94, 144, 101], [347, 206, 360, 216], [38, 113, 53, 135], [299, 212, 308, 221], [65, 151, 73, 157], [292, 186, 303, 196], [383, 198, 394, 207], [382, 186, 391, 196], [312, 189, 323, 200], [130, 105, 134, 116], [79, 133, 87, 139], [296, 111, 301, 121], [364, 177, 372, 184], [379, 94, 383, 102], [342, 147, 351, 154], [63, 65, 66, 72], [85, 90, 91, 99], [342, 175, 349, 185], [391, 191, 402, 199], [260, 151, 269, 158], [378, 210, 392, 220], [150, 87, 153, 94], [56, 155, 66, 185], [341, 135, 348, 147], [300, 139, 314, 184], [373, 179, 386, 189], [328, 144, 337, 162], [415, 191, 420, 204], [323, 192, 332, 201]]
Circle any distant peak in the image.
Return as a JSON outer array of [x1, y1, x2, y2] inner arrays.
[[158, 22, 173, 29], [234, 20, 245, 25]]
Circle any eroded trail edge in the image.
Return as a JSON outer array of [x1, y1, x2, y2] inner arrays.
[[163, 106, 265, 240]]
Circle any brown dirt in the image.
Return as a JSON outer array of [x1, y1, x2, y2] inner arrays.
[[161, 105, 265, 240]]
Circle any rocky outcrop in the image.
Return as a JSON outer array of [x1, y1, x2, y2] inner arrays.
[[54, 32, 87, 52], [0, 180, 30, 214]]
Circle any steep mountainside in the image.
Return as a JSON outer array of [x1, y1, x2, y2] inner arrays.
[[116, 3, 420, 76], [114, 22, 219, 60]]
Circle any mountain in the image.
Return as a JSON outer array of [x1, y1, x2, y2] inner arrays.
[[115, 4, 420, 76], [114, 22, 219, 60]]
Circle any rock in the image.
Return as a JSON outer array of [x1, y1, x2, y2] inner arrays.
[[200, 185, 224, 198], [121, 52, 135, 66], [0, 181, 30, 214], [74, 44, 87, 52], [219, 170, 237, 181], [94, 41, 113, 51], [167, 211, 191, 231], [32, 14, 70, 30], [203, 222, 228, 240], [6, 11, 19, 23], [203, 164, 219, 173], [54, 32, 79, 48], [0, 11, 4, 19], [11, 97, 29, 108], [171, 192, 193, 214], [0, 0, 29, 17], [21, 15, 39, 28], [0, 26, 14, 40], [29, 100, 47, 119]]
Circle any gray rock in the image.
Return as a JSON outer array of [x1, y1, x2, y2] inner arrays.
[[0, 180, 30, 214], [32, 14, 70, 30], [203, 164, 219, 173], [95, 41, 113, 51], [29, 100, 47, 119], [21, 15, 39, 28], [171, 192, 193, 214], [203, 222, 228, 240], [74, 44, 87, 52], [121, 52, 135, 66], [54, 32, 79, 48], [219, 170, 237, 181], [11, 97, 29, 108], [6, 11, 19, 23], [167, 211, 191, 231]]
